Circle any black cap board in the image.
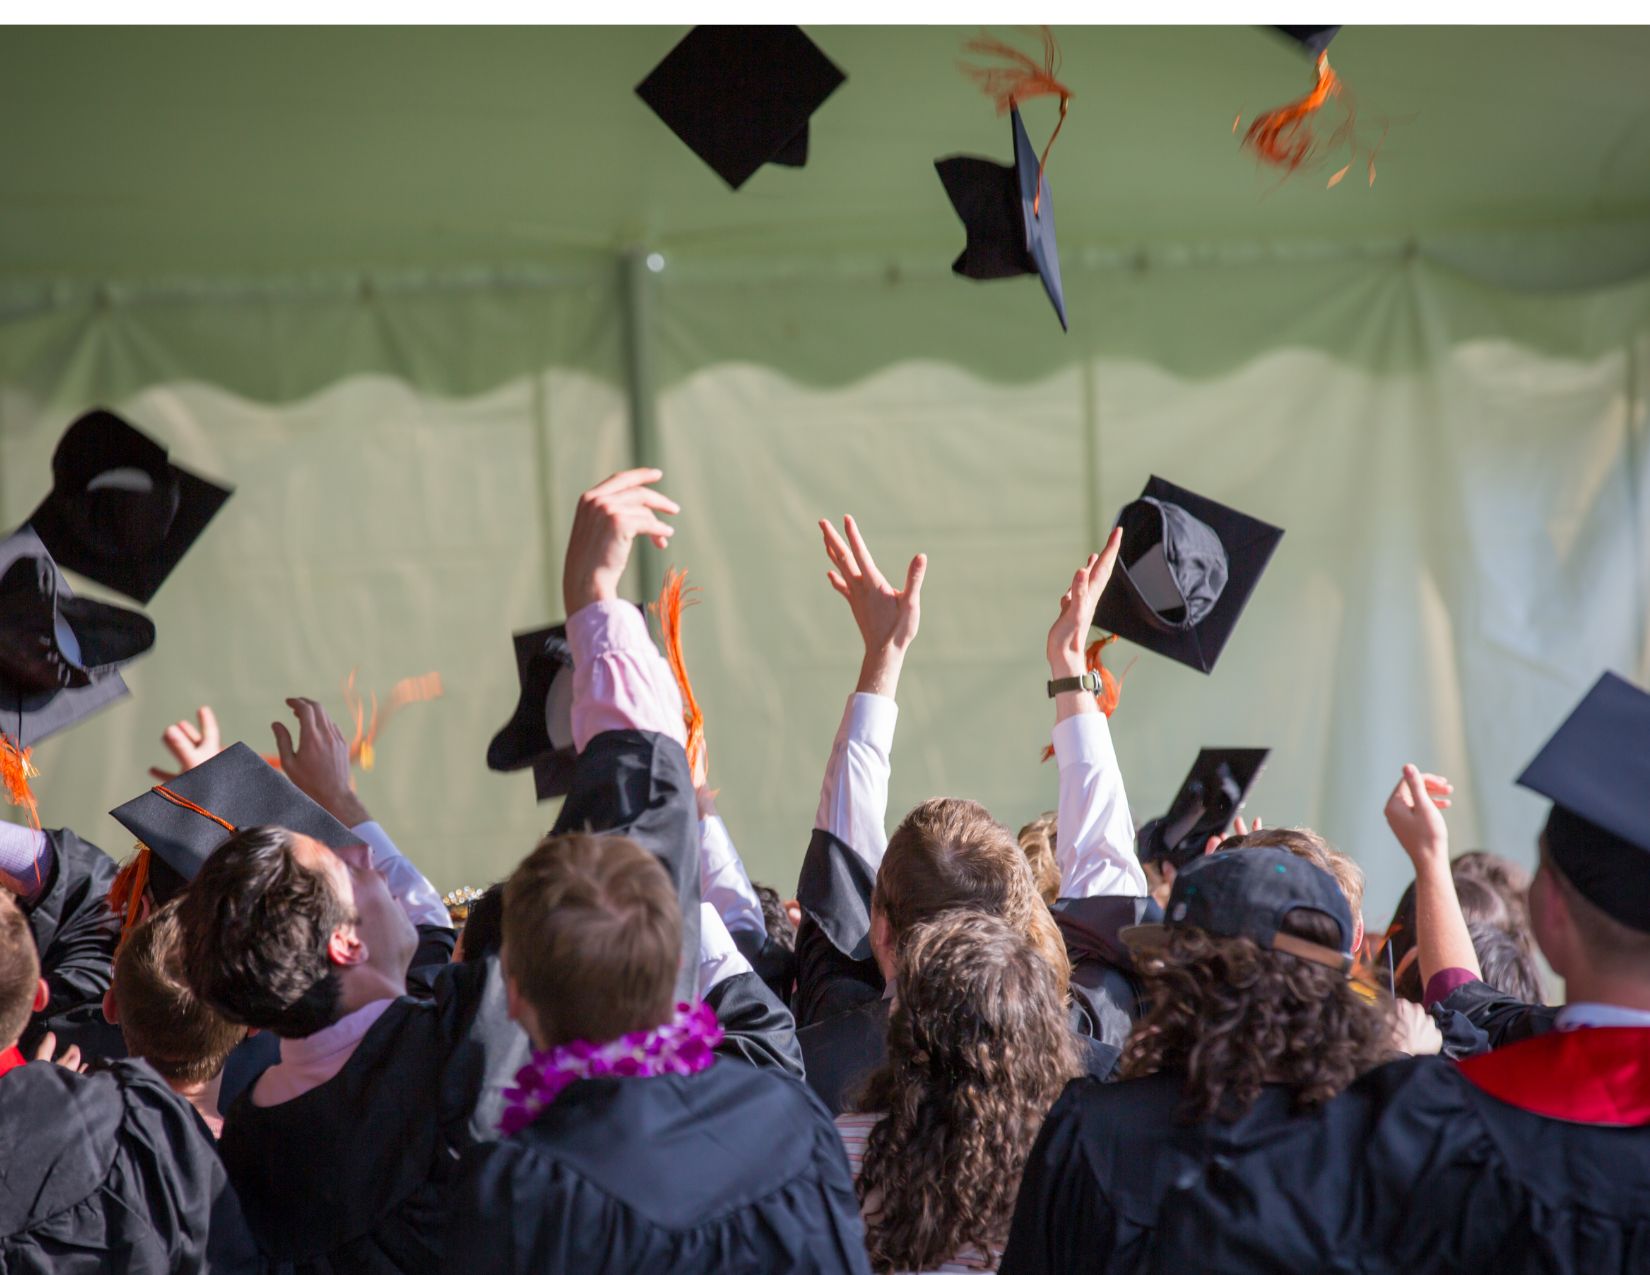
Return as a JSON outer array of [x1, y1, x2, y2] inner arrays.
[[0, 526, 150, 750], [110, 741, 359, 887], [935, 105, 1068, 331], [1091, 475, 1284, 674], [635, 26, 846, 191], [28, 409, 233, 605], [1138, 748, 1270, 869], [1517, 672, 1650, 932], [1274, 27, 1341, 56], [487, 624, 577, 801], [1122, 844, 1354, 971]]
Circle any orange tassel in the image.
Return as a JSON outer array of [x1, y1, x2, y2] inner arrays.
[[651, 568, 707, 786], [960, 27, 1072, 214], [0, 736, 40, 831], [1040, 636, 1131, 762], [1238, 50, 1378, 188], [108, 845, 152, 942], [334, 670, 444, 772]]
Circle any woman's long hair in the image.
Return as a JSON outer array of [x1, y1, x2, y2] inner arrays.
[[853, 910, 1083, 1273], [1120, 907, 1390, 1121]]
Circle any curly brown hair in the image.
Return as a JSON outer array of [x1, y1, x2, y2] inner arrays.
[[852, 910, 1083, 1273], [1120, 908, 1391, 1122]]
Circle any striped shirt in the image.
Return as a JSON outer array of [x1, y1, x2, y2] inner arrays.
[[834, 1112, 998, 1274]]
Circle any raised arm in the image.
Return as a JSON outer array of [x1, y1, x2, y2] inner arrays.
[[1383, 764, 1481, 999], [1045, 530, 1147, 900]]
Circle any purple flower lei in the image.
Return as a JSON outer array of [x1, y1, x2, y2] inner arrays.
[[499, 1000, 723, 1136]]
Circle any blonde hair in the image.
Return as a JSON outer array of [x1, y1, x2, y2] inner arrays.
[[1017, 812, 1061, 906]]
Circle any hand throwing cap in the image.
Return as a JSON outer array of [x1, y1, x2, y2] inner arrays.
[[1138, 748, 1271, 868]]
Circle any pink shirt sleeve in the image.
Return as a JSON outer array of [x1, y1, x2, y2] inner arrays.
[[1423, 966, 1481, 1009], [565, 599, 686, 751]]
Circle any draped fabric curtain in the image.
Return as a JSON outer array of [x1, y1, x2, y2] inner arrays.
[[1, 248, 1645, 926]]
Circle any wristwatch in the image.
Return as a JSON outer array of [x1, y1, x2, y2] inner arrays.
[[1047, 671, 1104, 697]]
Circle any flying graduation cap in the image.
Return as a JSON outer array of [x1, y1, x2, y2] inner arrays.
[[1091, 476, 1284, 675], [636, 26, 846, 191], [1137, 748, 1271, 869], [488, 623, 579, 802], [28, 409, 233, 605], [1517, 672, 1650, 933], [937, 28, 1072, 331], [1274, 26, 1341, 56]]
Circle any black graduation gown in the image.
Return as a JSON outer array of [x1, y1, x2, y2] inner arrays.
[[18, 826, 120, 1055], [445, 1055, 871, 1275], [1053, 893, 1159, 1052], [0, 1056, 257, 1273], [1435, 975, 1560, 1049]]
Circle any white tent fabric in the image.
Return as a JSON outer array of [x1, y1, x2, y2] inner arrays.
[[1, 252, 1645, 932]]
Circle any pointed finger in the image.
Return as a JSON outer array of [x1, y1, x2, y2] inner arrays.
[[177, 718, 204, 747], [903, 553, 927, 603], [148, 767, 180, 782], [198, 705, 219, 743], [819, 520, 858, 578]]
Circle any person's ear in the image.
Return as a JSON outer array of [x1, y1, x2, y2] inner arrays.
[[870, 906, 896, 981], [102, 988, 119, 1025], [326, 924, 367, 969], [32, 979, 49, 1014], [1353, 915, 1366, 953]]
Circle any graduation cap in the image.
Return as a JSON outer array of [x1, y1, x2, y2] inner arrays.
[[1517, 672, 1650, 933], [487, 624, 579, 802], [1091, 476, 1284, 674], [1138, 748, 1270, 869], [936, 105, 1068, 332], [635, 26, 846, 191], [28, 409, 233, 605], [0, 526, 150, 755], [1273, 27, 1341, 56], [110, 741, 359, 910]]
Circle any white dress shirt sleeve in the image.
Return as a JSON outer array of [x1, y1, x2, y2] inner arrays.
[[814, 693, 899, 873], [351, 820, 452, 930], [1052, 713, 1148, 899], [699, 814, 767, 937], [696, 901, 754, 997]]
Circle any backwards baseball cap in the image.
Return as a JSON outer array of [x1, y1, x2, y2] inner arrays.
[[1122, 845, 1354, 972]]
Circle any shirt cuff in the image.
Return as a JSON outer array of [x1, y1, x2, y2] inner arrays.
[[351, 821, 452, 931], [1423, 967, 1481, 1010], [841, 693, 899, 751], [1051, 711, 1115, 769], [565, 598, 652, 664]]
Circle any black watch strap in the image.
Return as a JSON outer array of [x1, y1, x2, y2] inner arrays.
[[1048, 671, 1103, 698]]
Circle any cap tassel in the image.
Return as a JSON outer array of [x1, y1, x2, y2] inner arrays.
[[343, 670, 444, 772], [651, 568, 707, 786], [1239, 52, 1379, 188], [1040, 635, 1132, 762], [959, 27, 1072, 215], [0, 736, 41, 831], [108, 845, 153, 943]]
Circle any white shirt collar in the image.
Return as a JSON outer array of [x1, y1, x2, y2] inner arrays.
[[1553, 1001, 1650, 1031]]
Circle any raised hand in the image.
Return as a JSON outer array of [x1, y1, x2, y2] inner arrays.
[[1389, 998, 1444, 1056], [273, 697, 369, 827], [819, 516, 926, 698], [563, 469, 680, 617], [1383, 765, 1453, 866], [1046, 527, 1124, 680], [1203, 814, 1262, 857], [148, 706, 224, 782]]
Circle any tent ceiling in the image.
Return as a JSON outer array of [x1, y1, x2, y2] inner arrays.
[[2, 25, 1648, 284]]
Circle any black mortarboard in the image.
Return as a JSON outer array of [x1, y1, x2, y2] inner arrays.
[[1517, 672, 1650, 932], [636, 25, 846, 191], [1091, 476, 1284, 674], [1274, 27, 1341, 56], [1138, 748, 1271, 869], [0, 527, 151, 751], [936, 106, 1068, 331], [110, 741, 358, 890], [27, 408, 233, 605], [487, 624, 578, 801]]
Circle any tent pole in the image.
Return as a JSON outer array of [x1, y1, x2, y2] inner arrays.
[[619, 249, 662, 606]]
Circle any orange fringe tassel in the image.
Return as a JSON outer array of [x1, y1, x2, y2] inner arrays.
[[1239, 52, 1379, 189], [1040, 635, 1130, 762], [343, 670, 444, 772], [1, 736, 40, 831], [960, 27, 1072, 214], [651, 568, 707, 786], [108, 845, 152, 942]]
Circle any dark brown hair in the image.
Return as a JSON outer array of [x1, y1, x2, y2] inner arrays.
[[0, 890, 40, 1050], [1121, 908, 1390, 1121], [503, 832, 680, 1047], [179, 826, 349, 1038], [115, 900, 246, 1084], [854, 911, 1083, 1272], [1016, 812, 1061, 907], [878, 798, 1069, 990]]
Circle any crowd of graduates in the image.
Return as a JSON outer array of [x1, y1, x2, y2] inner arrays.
[[3, 435, 1650, 1274]]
